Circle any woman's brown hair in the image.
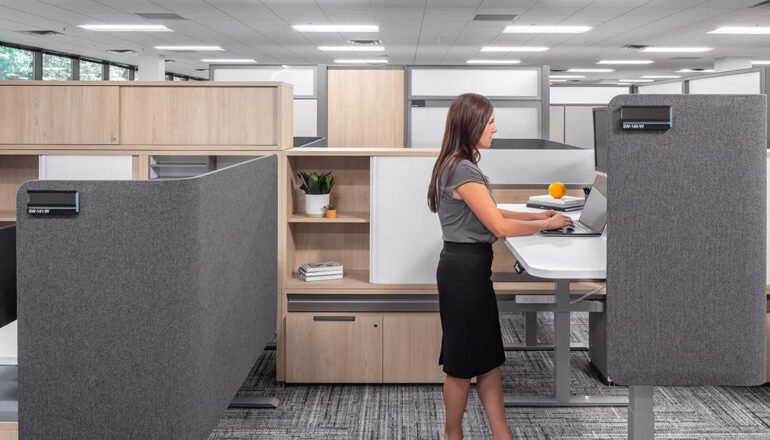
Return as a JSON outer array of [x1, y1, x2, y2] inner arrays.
[[427, 93, 494, 213]]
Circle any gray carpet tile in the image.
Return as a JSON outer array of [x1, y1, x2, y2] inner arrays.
[[209, 313, 770, 439]]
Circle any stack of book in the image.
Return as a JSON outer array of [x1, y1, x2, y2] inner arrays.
[[298, 261, 344, 282], [527, 195, 585, 212]]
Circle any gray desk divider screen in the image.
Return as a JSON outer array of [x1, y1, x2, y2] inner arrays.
[[16, 155, 277, 439], [606, 95, 767, 386]]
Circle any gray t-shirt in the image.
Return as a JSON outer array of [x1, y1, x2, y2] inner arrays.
[[436, 159, 497, 244]]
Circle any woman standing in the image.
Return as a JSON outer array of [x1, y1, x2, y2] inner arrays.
[[427, 93, 573, 440]]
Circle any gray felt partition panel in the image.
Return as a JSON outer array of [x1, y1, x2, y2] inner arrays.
[[0, 226, 16, 327], [606, 95, 767, 386], [16, 155, 277, 439]]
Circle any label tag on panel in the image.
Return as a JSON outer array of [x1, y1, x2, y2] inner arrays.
[[620, 105, 672, 130], [27, 190, 79, 215]]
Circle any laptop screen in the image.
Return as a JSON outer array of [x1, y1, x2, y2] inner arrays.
[[579, 187, 607, 233]]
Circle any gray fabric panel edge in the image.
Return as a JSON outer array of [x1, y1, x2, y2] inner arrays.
[[606, 94, 767, 386], [16, 155, 277, 439]]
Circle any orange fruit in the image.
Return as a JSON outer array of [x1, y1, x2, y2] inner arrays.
[[548, 182, 567, 199]]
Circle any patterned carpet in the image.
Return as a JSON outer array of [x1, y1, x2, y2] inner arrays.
[[209, 313, 770, 439]]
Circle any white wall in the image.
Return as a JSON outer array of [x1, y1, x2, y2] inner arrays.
[[637, 82, 683, 94], [688, 71, 761, 95], [550, 86, 629, 105], [411, 68, 540, 97], [39, 156, 132, 180]]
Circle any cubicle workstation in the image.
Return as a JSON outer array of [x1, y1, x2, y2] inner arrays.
[[16, 156, 277, 439]]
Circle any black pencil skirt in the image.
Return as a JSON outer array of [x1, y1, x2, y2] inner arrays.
[[437, 241, 506, 379]]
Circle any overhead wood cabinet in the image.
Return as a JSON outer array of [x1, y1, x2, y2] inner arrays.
[[120, 84, 293, 148], [0, 84, 119, 145]]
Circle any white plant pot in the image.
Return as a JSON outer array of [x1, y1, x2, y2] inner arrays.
[[304, 194, 330, 217]]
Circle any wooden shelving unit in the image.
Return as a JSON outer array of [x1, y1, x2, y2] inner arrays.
[[288, 212, 369, 224], [0, 155, 39, 223]]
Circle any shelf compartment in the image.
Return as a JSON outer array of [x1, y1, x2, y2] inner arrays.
[[288, 212, 368, 224], [288, 156, 369, 218], [0, 155, 39, 222]]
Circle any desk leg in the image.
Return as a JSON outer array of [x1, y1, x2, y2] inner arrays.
[[526, 311, 538, 345], [503, 279, 627, 408], [629, 385, 654, 439], [553, 279, 571, 402]]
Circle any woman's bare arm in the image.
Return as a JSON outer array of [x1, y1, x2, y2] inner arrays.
[[455, 183, 572, 238]]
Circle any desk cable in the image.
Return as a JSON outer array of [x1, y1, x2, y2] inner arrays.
[[569, 284, 606, 304]]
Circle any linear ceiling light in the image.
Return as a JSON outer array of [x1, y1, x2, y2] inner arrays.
[[568, 68, 614, 73], [641, 47, 712, 53], [549, 79, 568, 82], [154, 45, 224, 51], [79, 24, 172, 32], [334, 59, 388, 64], [294, 24, 378, 32], [466, 59, 521, 64], [481, 46, 548, 52], [641, 75, 681, 79], [708, 26, 770, 35], [752, 60, 770, 65], [618, 79, 654, 83], [319, 46, 384, 51], [504, 25, 591, 33], [597, 60, 654, 65], [676, 68, 715, 73], [201, 58, 257, 63], [550, 74, 585, 79]]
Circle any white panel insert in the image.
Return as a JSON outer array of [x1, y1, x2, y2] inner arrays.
[[410, 106, 540, 148], [293, 99, 317, 137], [637, 82, 683, 94], [688, 72, 761, 95], [213, 66, 316, 97], [550, 86, 629, 105], [39, 155, 132, 180], [370, 156, 442, 284], [411, 68, 540, 97]]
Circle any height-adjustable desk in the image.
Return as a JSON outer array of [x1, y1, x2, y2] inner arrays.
[[497, 203, 626, 407]]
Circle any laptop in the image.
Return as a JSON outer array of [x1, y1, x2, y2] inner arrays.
[[540, 186, 606, 236]]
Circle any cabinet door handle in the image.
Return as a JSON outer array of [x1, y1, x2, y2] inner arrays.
[[313, 316, 355, 322]]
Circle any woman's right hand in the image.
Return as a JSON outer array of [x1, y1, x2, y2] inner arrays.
[[542, 213, 574, 231]]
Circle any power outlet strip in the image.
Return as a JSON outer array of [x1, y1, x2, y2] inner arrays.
[[515, 295, 555, 304]]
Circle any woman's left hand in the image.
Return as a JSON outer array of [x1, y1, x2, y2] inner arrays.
[[538, 210, 558, 220]]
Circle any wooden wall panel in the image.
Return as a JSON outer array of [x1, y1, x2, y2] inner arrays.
[[120, 86, 276, 145], [328, 69, 404, 148], [0, 86, 118, 145]]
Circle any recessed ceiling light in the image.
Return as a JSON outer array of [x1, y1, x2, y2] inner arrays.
[[676, 68, 715, 73], [293, 24, 378, 32], [154, 45, 224, 51], [550, 74, 585, 79], [480, 46, 548, 52], [503, 25, 591, 34], [708, 26, 770, 35], [334, 59, 388, 64], [641, 75, 681, 79], [201, 58, 257, 63], [618, 79, 655, 83], [641, 47, 712, 53], [466, 59, 521, 64], [319, 46, 384, 51], [752, 60, 770, 65], [597, 60, 654, 65], [79, 24, 172, 32], [549, 79, 568, 82], [616, 83, 633, 86], [568, 68, 614, 73]]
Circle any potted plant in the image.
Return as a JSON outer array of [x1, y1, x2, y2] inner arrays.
[[297, 171, 335, 217], [324, 204, 337, 219]]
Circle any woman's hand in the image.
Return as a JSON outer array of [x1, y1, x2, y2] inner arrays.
[[537, 210, 558, 220], [542, 213, 573, 231]]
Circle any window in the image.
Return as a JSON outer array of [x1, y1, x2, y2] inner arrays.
[[0, 45, 33, 80], [42, 53, 72, 80], [80, 60, 104, 81], [109, 65, 129, 81], [173, 76, 188, 81]]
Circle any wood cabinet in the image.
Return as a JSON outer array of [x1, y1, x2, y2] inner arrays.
[[383, 315, 444, 383], [328, 69, 404, 148], [0, 85, 119, 145], [120, 85, 283, 146], [285, 314, 383, 383]]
